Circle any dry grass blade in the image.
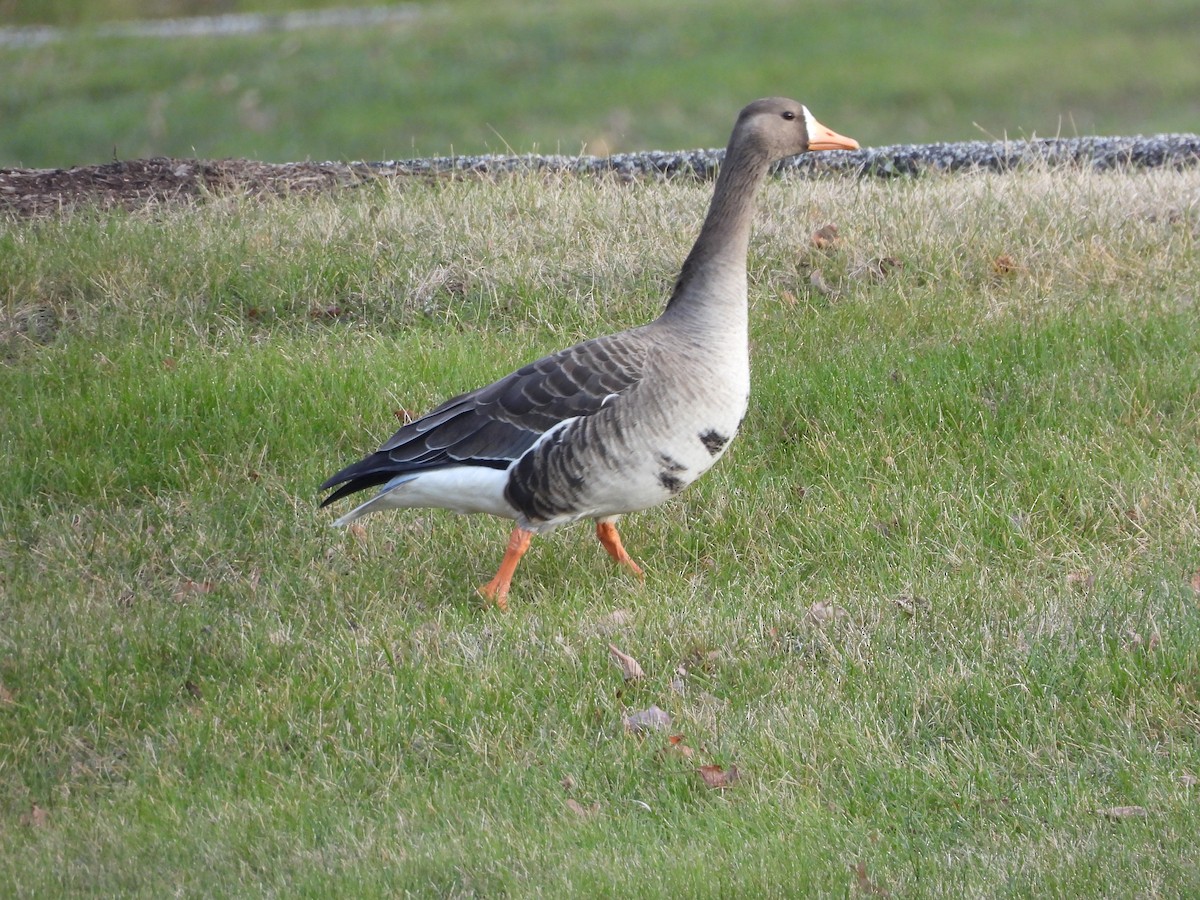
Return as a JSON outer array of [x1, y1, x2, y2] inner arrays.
[[172, 579, 216, 602], [565, 799, 600, 818], [808, 268, 839, 299], [806, 600, 848, 625], [1066, 570, 1095, 589], [1098, 806, 1149, 820], [19, 804, 49, 828]]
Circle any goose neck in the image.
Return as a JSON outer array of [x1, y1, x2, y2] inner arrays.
[[662, 143, 771, 322]]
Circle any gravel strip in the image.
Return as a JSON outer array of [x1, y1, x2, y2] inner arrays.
[[366, 134, 1200, 180]]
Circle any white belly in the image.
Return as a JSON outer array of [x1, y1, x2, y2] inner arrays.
[[525, 362, 750, 529]]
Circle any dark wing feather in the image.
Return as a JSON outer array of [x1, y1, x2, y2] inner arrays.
[[320, 329, 649, 505]]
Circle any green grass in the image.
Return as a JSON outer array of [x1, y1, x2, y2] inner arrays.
[[3, 165, 1200, 895], [3, 0, 1200, 167]]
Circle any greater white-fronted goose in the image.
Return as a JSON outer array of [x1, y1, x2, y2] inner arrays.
[[321, 98, 858, 608]]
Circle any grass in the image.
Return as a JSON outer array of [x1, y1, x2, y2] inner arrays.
[[3, 0, 1200, 167], [3, 163, 1200, 895]]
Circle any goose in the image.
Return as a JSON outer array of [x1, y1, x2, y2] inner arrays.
[[321, 98, 858, 609]]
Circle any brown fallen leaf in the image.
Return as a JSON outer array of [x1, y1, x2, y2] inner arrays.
[[811, 223, 841, 250], [1098, 805, 1148, 819], [851, 256, 903, 282], [1178, 773, 1198, 787], [560, 774, 576, 791], [853, 861, 890, 896], [19, 804, 49, 828], [991, 253, 1021, 277], [665, 734, 695, 760], [697, 764, 740, 789], [889, 594, 928, 617], [1189, 569, 1200, 596], [348, 522, 368, 544], [565, 798, 600, 818], [308, 304, 344, 319], [0, 683, 14, 705], [623, 704, 671, 735], [393, 407, 417, 424], [608, 643, 645, 681]]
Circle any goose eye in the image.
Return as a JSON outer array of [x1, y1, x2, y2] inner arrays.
[[781, 110, 796, 121]]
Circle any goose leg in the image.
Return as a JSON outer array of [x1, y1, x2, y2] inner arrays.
[[595, 520, 645, 579], [477, 526, 534, 611]]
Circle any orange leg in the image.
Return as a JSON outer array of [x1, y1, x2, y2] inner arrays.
[[596, 520, 645, 580], [477, 526, 534, 611]]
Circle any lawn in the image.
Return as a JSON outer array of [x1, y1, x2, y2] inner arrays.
[[3, 160, 1199, 894], [4, 0, 1200, 892]]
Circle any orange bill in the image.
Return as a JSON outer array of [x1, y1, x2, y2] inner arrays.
[[806, 112, 860, 151]]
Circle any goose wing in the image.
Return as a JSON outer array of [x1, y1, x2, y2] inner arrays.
[[320, 329, 649, 505]]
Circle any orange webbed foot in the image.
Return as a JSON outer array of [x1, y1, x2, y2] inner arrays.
[[596, 520, 645, 581], [477, 526, 534, 611]]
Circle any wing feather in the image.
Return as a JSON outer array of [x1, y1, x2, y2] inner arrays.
[[320, 328, 651, 504]]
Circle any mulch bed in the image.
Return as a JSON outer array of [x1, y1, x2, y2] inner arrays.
[[0, 157, 369, 217]]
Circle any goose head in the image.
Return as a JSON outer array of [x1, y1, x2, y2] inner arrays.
[[730, 97, 860, 163]]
